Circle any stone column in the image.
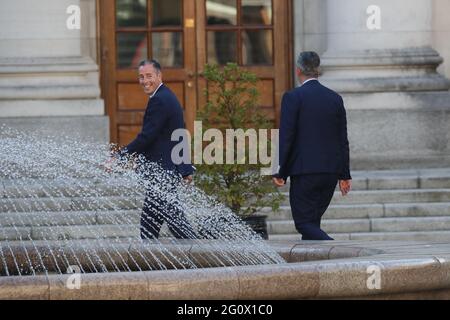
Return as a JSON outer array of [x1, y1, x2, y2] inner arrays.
[[0, 0, 108, 142], [321, 0, 449, 92], [319, 0, 450, 169]]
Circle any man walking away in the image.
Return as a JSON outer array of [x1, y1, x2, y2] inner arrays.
[[273, 51, 352, 240]]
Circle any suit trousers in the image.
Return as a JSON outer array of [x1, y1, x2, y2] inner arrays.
[[140, 175, 197, 240], [289, 174, 338, 240]]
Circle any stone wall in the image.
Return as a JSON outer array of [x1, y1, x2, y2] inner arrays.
[[433, 0, 450, 78], [293, 0, 450, 169], [0, 0, 107, 142]]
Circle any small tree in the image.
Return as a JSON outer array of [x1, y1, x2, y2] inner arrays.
[[195, 63, 284, 216]]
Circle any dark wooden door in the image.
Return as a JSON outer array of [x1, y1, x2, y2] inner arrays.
[[99, 0, 292, 145]]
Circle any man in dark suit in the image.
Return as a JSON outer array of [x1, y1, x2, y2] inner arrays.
[[273, 51, 352, 240], [118, 59, 197, 240]]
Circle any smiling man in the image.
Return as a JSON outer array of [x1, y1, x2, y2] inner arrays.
[[119, 59, 196, 240]]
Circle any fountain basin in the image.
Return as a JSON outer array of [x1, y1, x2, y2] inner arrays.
[[0, 239, 380, 276], [2, 240, 450, 299]]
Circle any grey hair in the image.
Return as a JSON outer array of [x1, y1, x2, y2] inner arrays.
[[138, 59, 161, 73], [296, 51, 320, 77]]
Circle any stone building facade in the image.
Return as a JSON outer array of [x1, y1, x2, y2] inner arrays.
[[1, 0, 450, 169]]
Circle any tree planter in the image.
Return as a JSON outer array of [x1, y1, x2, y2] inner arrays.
[[242, 215, 268, 240]]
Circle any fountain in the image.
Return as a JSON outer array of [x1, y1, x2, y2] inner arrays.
[[0, 126, 285, 277], [2, 126, 450, 300]]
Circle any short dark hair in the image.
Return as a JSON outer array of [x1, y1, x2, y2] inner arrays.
[[138, 59, 161, 72], [296, 51, 320, 77]]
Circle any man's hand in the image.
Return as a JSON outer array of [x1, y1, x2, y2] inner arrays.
[[339, 179, 352, 196], [183, 175, 193, 184], [103, 157, 115, 173], [272, 177, 285, 187]]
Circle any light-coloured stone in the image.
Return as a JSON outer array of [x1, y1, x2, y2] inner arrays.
[[299, 0, 450, 170], [421, 176, 450, 189], [237, 263, 319, 299], [49, 272, 149, 300], [289, 245, 333, 262], [0, 0, 82, 58], [128, 242, 193, 270], [70, 197, 139, 211], [0, 211, 97, 227], [325, 204, 384, 219], [30, 224, 138, 241], [384, 202, 450, 217], [350, 231, 450, 242], [0, 181, 5, 199], [0, 276, 49, 300], [433, 0, 450, 78], [2, 240, 450, 299], [376, 258, 446, 294], [329, 189, 450, 205], [0, 116, 109, 143], [371, 217, 450, 232], [344, 98, 450, 170], [269, 233, 351, 241], [266, 203, 384, 221], [96, 210, 141, 225], [268, 219, 371, 235], [328, 246, 369, 260], [316, 260, 384, 298], [322, 219, 371, 233], [0, 198, 73, 213], [0, 100, 104, 117], [368, 177, 419, 190], [146, 267, 240, 300], [0, 226, 32, 241]]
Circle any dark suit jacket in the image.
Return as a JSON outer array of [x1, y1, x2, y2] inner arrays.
[[276, 80, 351, 181], [123, 84, 194, 177]]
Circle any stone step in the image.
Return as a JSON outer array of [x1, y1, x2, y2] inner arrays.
[[263, 202, 450, 221], [371, 216, 450, 232], [4, 189, 449, 214], [268, 216, 450, 235], [0, 210, 141, 227], [279, 168, 450, 191], [0, 196, 143, 213], [0, 179, 141, 199], [267, 233, 349, 241], [262, 205, 383, 221], [3, 217, 450, 241], [280, 189, 450, 206], [268, 230, 450, 242], [1, 169, 450, 200], [1, 204, 448, 231], [0, 224, 139, 241]]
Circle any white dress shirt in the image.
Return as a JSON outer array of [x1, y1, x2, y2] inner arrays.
[[302, 78, 318, 85], [150, 82, 164, 98]]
